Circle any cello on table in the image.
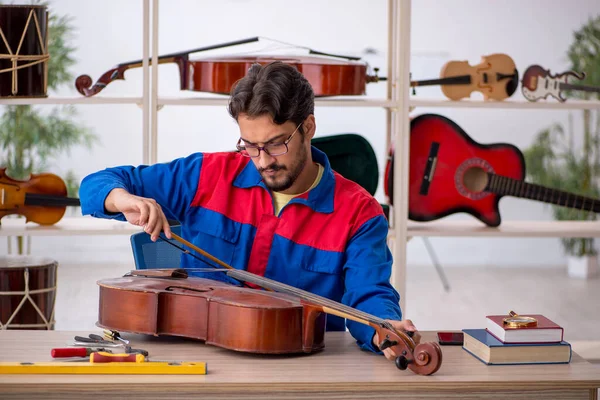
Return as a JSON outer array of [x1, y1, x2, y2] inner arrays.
[[96, 234, 443, 376], [75, 37, 386, 98]]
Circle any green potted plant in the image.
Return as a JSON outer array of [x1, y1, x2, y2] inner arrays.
[[523, 15, 600, 279], [0, 1, 98, 253]]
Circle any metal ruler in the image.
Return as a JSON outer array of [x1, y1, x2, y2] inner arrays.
[[0, 361, 207, 375]]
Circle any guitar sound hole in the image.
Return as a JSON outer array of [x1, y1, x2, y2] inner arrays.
[[462, 167, 489, 193], [454, 158, 494, 200]]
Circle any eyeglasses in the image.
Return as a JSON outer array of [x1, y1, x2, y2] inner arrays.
[[236, 123, 302, 158]]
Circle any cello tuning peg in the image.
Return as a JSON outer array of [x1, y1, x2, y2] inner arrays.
[[395, 355, 411, 370], [378, 338, 398, 351]]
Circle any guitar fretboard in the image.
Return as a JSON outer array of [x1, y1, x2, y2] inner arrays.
[[486, 174, 600, 214], [560, 82, 600, 95]]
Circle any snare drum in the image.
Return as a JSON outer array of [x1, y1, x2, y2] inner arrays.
[[0, 255, 57, 330], [0, 5, 49, 98]]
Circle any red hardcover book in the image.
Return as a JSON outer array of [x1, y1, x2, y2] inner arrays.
[[485, 314, 564, 343]]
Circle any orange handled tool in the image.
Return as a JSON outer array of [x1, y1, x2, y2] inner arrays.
[[89, 352, 146, 363]]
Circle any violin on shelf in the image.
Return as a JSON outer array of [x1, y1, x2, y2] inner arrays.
[[75, 37, 386, 98], [96, 235, 443, 376], [0, 168, 80, 226], [410, 53, 519, 101], [521, 64, 600, 102]]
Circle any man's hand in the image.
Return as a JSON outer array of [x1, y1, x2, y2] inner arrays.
[[372, 319, 421, 361], [105, 188, 172, 241]]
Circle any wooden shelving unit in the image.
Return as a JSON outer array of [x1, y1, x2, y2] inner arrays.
[[2, 0, 600, 313]]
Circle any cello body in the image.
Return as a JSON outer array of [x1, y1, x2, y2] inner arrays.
[[76, 53, 382, 98], [178, 55, 371, 96], [97, 274, 327, 354]]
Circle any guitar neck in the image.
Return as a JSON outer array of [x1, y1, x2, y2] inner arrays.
[[486, 174, 600, 213], [411, 75, 471, 87], [25, 193, 80, 207], [560, 82, 600, 95]]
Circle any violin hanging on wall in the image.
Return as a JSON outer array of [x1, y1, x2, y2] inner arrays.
[[410, 53, 519, 101], [521, 64, 600, 102], [0, 168, 80, 225], [75, 37, 385, 98]]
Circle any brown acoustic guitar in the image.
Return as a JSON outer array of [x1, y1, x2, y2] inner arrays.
[[410, 53, 519, 101]]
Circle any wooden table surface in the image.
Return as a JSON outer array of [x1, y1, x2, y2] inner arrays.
[[0, 330, 599, 399]]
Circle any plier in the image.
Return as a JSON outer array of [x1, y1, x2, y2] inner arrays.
[[71, 334, 147, 356]]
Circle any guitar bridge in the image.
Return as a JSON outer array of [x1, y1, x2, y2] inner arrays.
[[420, 142, 439, 195]]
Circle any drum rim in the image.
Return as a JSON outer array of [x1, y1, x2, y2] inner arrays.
[[0, 5, 47, 9], [0, 255, 58, 269]]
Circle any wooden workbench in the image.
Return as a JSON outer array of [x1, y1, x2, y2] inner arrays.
[[0, 330, 598, 399]]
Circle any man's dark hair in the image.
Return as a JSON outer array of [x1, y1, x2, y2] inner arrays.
[[227, 61, 314, 132]]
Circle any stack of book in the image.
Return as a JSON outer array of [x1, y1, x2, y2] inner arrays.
[[462, 314, 572, 365]]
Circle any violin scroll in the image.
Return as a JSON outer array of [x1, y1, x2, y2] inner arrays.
[[75, 66, 128, 97], [374, 324, 443, 376]]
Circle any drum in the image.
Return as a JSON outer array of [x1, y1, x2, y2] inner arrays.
[[0, 255, 57, 330], [0, 5, 49, 98]]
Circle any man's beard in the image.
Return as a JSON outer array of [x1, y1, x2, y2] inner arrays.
[[260, 144, 307, 192]]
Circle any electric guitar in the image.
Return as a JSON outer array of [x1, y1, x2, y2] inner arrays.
[[521, 64, 600, 102], [406, 114, 600, 227], [410, 53, 519, 101]]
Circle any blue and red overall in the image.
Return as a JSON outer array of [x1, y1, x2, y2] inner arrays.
[[79, 147, 402, 352]]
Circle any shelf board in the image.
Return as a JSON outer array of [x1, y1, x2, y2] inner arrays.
[[0, 217, 142, 237], [158, 96, 397, 108], [409, 98, 600, 110], [4, 217, 598, 239], [406, 220, 600, 238], [0, 97, 144, 105]]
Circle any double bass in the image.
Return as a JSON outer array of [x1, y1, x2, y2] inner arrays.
[[96, 234, 443, 376], [75, 37, 386, 98]]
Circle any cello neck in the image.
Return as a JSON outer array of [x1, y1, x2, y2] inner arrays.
[[75, 37, 261, 97], [118, 37, 261, 69], [167, 233, 407, 340], [225, 268, 386, 327]]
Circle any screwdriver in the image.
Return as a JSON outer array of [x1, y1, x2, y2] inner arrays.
[[103, 329, 130, 345]]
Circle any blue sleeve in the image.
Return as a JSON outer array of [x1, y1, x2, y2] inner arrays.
[[342, 214, 402, 353], [79, 153, 204, 223]]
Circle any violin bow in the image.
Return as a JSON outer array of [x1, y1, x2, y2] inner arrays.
[[149, 231, 443, 376]]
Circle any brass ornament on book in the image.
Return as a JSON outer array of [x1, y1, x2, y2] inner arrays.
[[502, 311, 538, 328]]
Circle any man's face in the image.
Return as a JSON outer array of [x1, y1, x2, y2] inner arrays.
[[237, 114, 307, 192]]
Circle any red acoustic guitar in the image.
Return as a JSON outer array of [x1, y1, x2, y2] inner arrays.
[[404, 114, 599, 227]]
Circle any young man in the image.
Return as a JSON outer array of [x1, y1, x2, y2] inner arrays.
[[79, 61, 419, 360]]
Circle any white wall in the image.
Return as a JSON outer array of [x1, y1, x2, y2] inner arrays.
[[2, 0, 600, 269]]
